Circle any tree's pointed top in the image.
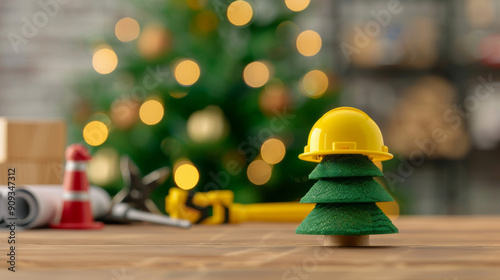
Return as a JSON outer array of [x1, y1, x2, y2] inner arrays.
[[309, 154, 383, 179]]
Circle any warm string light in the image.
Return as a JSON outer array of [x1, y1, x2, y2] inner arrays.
[[169, 91, 189, 99], [110, 98, 140, 129], [259, 79, 290, 115], [115, 17, 140, 42], [243, 61, 271, 88], [247, 159, 272, 185], [261, 138, 286, 164], [174, 161, 200, 190], [284, 0, 310, 12], [246, 138, 286, 185], [137, 23, 170, 59], [187, 106, 227, 143], [139, 99, 164, 125], [227, 0, 253, 26], [296, 30, 322, 57], [83, 121, 109, 146], [92, 47, 118, 74], [87, 148, 120, 186], [174, 59, 201, 86], [301, 70, 328, 98]]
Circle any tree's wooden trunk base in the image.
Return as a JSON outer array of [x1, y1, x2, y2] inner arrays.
[[324, 235, 369, 247]]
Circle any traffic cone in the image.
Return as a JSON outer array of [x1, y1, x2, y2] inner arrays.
[[50, 144, 104, 229]]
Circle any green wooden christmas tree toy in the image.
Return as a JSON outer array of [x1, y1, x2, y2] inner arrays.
[[297, 107, 398, 246]]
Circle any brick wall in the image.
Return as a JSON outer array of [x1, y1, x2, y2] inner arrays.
[[0, 0, 130, 118]]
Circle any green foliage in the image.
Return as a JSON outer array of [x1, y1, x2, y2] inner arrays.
[[69, 0, 339, 208]]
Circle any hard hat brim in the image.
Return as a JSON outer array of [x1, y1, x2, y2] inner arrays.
[[299, 150, 394, 163]]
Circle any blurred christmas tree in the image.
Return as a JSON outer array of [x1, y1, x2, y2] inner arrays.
[[69, 0, 339, 209]]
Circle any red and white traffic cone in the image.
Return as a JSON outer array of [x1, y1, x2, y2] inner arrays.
[[51, 144, 104, 229]]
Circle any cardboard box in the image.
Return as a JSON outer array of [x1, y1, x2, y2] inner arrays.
[[0, 118, 66, 163], [0, 160, 64, 185]]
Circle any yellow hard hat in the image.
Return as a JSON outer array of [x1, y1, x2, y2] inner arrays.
[[299, 107, 393, 162]]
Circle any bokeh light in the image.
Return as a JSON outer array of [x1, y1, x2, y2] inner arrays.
[[137, 23, 170, 59], [174, 162, 200, 190], [296, 30, 322, 57], [169, 91, 189, 99], [243, 61, 270, 88], [110, 98, 140, 129], [261, 138, 286, 164], [187, 106, 227, 143], [139, 99, 164, 125], [301, 70, 328, 98], [259, 79, 290, 115], [83, 120, 109, 146], [247, 159, 272, 185], [87, 148, 120, 186], [92, 48, 118, 74], [115, 17, 140, 42], [284, 0, 310, 12], [227, 0, 253, 26], [174, 59, 201, 86]]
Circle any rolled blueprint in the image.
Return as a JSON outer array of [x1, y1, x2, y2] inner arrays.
[[0, 185, 111, 229]]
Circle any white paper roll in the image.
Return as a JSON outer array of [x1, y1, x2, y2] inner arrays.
[[0, 185, 111, 229]]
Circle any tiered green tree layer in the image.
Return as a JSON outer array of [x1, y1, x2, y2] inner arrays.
[[296, 154, 398, 235]]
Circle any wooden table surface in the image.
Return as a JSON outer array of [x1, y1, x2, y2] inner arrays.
[[1, 216, 499, 280]]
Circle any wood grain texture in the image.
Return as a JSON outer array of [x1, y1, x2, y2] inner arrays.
[[1, 216, 499, 280], [0, 118, 66, 163], [0, 160, 63, 185]]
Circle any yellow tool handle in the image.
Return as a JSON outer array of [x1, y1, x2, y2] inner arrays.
[[229, 202, 315, 223]]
